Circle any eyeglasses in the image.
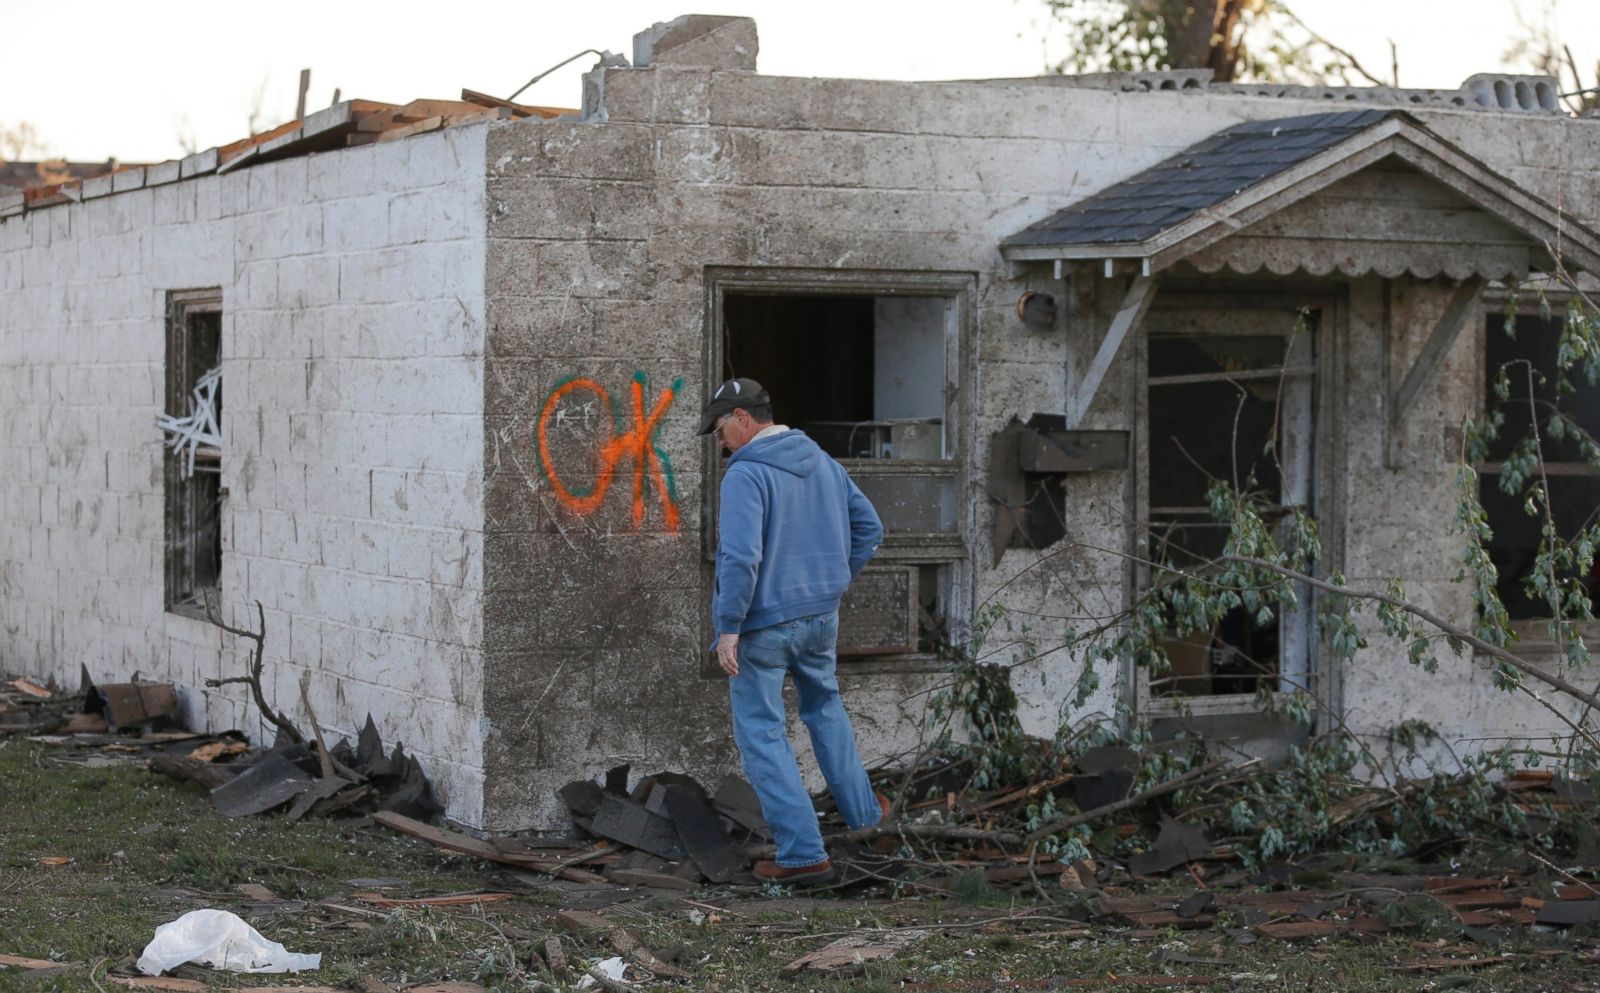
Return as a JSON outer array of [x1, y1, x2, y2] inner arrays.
[[714, 411, 738, 440]]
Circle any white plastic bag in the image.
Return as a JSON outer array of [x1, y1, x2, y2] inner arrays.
[[136, 909, 322, 975]]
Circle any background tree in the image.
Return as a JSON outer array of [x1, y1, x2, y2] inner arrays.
[[1042, 0, 1393, 85], [1502, 0, 1598, 113], [0, 121, 49, 163]]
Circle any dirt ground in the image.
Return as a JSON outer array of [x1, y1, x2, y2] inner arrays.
[[2, 738, 1599, 993]]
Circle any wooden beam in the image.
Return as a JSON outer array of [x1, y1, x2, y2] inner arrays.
[[1391, 278, 1483, 431], [1067, 275, 1156, 429]]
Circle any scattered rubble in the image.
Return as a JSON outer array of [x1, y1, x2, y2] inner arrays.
[[2, 672, 440, 823]]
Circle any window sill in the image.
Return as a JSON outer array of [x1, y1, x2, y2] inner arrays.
[[165, 600, 215, 623], [1143, 691, 1291, 719]]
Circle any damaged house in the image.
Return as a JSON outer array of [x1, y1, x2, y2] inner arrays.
[[3, 14, 1600, 830]]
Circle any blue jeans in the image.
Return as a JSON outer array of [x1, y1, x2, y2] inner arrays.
[[728, 610, 882, 867]]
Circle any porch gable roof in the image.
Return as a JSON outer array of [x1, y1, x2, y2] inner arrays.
[[1000, 109, 1600, 279]]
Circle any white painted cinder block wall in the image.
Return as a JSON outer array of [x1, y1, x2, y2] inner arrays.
[[0, 124, 490, 823]]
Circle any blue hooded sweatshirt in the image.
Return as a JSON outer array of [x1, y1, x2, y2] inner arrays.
[[713, 430, 884, 635]]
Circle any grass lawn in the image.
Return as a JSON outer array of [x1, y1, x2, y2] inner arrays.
[[3, 738, 1598, 993]]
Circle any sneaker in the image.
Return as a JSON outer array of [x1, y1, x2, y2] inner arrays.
[[753, 859, 835, 886]]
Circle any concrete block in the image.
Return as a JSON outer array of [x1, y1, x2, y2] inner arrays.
[[389, 185, 479, 244], [152, 181, 198, 226], [321, 195, 390, 253], [489, 122, 656, 182], [533, 240, 651, 299], [595, 66, 712, 125], [233, 259, 278, 311], [274, 254, 341, 309], [245, 155, 311, 212], [112, 167, 148, 194], [490, 178, 654, 242], [147, 160, 182, 187], [235, 204, 323, 261], [707, 72, 813, 129], [404, 125, 487, 190], [634, 15, 757, 71], [180, 148, 220, 178]]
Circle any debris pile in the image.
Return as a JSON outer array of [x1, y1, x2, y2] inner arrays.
[[3, 672, 439, 823]]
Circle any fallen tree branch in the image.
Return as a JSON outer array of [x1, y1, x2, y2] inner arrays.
[[1223, 556, 1600, 712], [1024, 758, 1230, 846], [839, 822, 1025, 846], [201, 596, 304, 744]]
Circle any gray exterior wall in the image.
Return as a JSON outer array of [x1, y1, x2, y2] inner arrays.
[[479, 64, 1600, 829], [0, 126, 490, 823]]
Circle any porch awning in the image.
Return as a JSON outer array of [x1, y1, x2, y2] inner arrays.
[[1000, 109, 1600, 281]]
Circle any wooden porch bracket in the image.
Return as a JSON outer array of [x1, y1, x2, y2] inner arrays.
[[1387, 277, 1483, 466], [1066, 274, 1156, 429]]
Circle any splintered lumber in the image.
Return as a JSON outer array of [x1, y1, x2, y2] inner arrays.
[[459, 88, 570, 118], [1255, 920, 1337, 940], [543, 936, 570, 981], [149, 752, 238, 791], [371, 811, 609, 884], [354, 892, 514, 909], [609, 868, 696, 891], [9, 678, 53, 698], [0, 954, 72, 970]]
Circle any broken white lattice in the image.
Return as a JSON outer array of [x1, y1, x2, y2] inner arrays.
[[155, 366, 222, 478]]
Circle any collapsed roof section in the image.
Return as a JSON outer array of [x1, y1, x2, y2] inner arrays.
[[1001, 109, 1600, 281], [0, 93, 572, 220]]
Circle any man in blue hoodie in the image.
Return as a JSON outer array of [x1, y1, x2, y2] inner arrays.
[[699, 377, 887, 886]]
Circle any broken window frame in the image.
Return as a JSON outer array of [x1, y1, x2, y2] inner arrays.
[[703, 267, 976, 669], [1132, 287, 1341, 721], [164, 289, 224, 619], [1475, 288, 1600, 646]]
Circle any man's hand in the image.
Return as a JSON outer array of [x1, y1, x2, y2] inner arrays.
[[717, 633, 740, 677]]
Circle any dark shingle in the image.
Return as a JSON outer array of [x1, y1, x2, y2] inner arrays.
[[1004, 109, 1398, 249]]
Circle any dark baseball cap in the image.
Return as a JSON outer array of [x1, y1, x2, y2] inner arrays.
[[698, 377, 771, 435]]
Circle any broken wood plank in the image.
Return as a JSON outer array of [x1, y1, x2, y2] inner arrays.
[[9, 678, 53, 698], [374, 115, 446, 143], [609, 868, 696, 891], [0, 954, 71, 970], [1394, 956, 1508, 974], [1255, 920, 1336, 940], [555, 909, 612, 936], [1437, 890, 1523, 910], [543, 936, 569, 981], [109, 979, 207, 992], [370, 811, 611, 884], [354, 891, 514, 908]]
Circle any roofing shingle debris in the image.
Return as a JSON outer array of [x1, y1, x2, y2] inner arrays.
[[1003, 109, 1398, 249], [1, 91, 572, 218]]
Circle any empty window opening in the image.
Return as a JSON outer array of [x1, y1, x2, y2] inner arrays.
[[1479, 309, 1600, 620], [1145, 320, 1316, 698], [723, 293, 946, 460], [164, 291, 223, 615]]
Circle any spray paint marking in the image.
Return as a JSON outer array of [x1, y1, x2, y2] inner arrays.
[[536, 372, 683, 532]]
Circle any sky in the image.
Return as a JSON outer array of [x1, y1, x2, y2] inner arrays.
[[2, 0, 1596, 163]]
